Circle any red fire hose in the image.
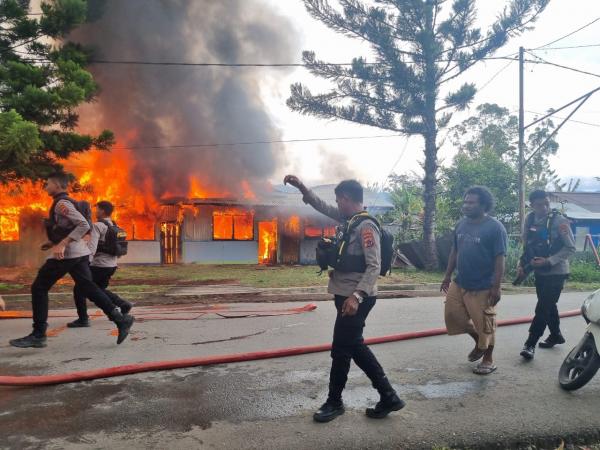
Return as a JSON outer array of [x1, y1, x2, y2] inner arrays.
[[0, 309, 581, 387]]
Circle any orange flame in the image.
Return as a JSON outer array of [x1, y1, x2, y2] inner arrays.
[[258, 219, 277, 264]]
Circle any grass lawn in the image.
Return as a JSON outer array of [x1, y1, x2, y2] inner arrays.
[[0, 264, 597, 293]]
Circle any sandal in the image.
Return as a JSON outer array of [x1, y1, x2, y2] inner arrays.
[[473, 363, 497, 375], [468, 348, 486, 362]]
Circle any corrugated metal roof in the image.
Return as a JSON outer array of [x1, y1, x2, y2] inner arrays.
[[160, 184, 394, 215], [549, 192, 600, 220]]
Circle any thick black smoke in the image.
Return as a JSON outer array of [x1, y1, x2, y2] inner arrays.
[[74, 0, 297, 199]]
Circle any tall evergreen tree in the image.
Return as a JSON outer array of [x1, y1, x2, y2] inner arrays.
[[288, 0, 548, 269], [0, 0, 113, 183]]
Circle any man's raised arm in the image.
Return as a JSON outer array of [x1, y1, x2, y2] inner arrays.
[[284, 175, 343, 222]]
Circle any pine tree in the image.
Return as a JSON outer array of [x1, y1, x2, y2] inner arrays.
[[0, 0, 114, 183], [288, 0, 548, 269]]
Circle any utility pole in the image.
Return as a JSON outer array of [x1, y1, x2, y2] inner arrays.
[[518, 46, 525, 235]]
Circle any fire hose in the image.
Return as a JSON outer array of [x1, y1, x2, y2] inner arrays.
[[0, 309, 581, 387]]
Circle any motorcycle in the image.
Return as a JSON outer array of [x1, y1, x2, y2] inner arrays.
[[559, 289, 600, 391]]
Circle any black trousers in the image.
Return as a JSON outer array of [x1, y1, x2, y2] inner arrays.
[[73, 266, 127, 320], [31, 256, 116, 336], [329, 295, 390, 402], [526, 274, 567, 345]]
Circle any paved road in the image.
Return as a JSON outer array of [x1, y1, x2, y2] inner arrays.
[[1, 291, 599, 449]]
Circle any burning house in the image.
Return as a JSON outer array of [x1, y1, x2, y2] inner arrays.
[[0, 0, 396, 266], [0, 182, 393, 266]]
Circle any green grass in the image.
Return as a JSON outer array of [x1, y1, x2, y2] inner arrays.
[[0, 282, 23, 292], [1, 262, 598, 293]]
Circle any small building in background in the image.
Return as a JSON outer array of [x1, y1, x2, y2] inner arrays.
[[549, 192, 600, 250], [0, 185, 394, 266]]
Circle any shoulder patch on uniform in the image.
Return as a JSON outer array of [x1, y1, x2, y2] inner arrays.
[[559, 223, 570, 234], [362, 227, 375, 248], [57, 201, 70, 215]]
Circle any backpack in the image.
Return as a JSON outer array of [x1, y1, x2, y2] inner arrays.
[[45, 194, 94, 244], [316, 213, 394, 276], [96, 219, 128, 257]]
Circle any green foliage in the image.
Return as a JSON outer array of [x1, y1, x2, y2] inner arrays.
[[450, 103, 561, 192], [442, 147, 518, 229], [382, 174, 424, 243], [288, 0, 548, 269], [0, 0, 114, 183]]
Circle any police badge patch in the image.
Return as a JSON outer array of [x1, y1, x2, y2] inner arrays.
[[362, 228, 375, 248]]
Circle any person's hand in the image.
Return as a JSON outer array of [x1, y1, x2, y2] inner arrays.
[[341, 296, 359, 317], [440, 277, 451, 294], [489, 285, 502, 306], [283, 175, 304, 190], [53, 241, 67, 260], [41, 241, 53, 251], [516, 265, 525, 278], [531, 257, 549, 268], [328, 269, 334, 279], [0, 295, 5, 311]]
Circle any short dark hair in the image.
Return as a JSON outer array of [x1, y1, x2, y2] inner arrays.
[[47, 172, 70, 189], [529, 189, 548, 204], [96, 201, 114, 216], [464, 186, 495, 213], [335, 179, 363, 203]]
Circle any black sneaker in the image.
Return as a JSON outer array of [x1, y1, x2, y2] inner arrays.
[[520, 345, 535, 360], [365, 394, 406, 419], [67, 318, 91, 328], [539, 334, 565, 348], [313, 401, 345, 423], [10, 333, 47, 348]]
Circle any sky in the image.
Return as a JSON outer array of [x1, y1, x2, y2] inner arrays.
[[258, 0, 600, 188]]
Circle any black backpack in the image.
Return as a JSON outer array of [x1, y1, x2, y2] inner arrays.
[[96, 219, 128, 257], [45, 194, 94, 244]]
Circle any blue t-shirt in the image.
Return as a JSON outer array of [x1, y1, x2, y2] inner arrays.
[[454, 216, 508, 291]]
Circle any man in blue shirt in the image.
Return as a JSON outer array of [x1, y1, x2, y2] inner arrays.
[[441, 186, 508, 375]]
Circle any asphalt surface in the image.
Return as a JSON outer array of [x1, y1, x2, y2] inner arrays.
[[1, 291, 599, 449]]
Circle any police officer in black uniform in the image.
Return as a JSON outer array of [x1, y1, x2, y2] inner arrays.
[[518, 190, 576, 360], [284, 175, 404, 423], [9, 173, 135, 348]]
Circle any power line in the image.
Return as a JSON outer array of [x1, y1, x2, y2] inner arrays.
[[85, 56, 518, 67], [533, 16, 600, 49], [110, 133, 405, 151], [372, 137, 411, 207], [478, 59, 515, 92], [525, 50, 600, 79], [525, 111, 600, 128], [532, 43, 600, 51]]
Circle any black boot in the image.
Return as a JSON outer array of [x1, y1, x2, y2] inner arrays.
[[520, 345, 535, 360], [67, 318, 90, 328], [366, 376, 406, 419], [313, 400, 345, 423], [10, 324, 47, 348], [539, 334, 565, 348], [120, 301, 133, 315], [108, 308, 135, 344]]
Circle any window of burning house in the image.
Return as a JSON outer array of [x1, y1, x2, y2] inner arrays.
[[303, 222, 337, 239], [212, 209, 254, 241]]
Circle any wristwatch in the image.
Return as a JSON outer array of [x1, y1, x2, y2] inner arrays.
[[353, 291, 364, 304]]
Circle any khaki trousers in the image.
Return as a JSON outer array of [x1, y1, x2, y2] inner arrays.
[[444, 282, 497, 350]]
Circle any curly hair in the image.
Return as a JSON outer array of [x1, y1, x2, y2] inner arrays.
[[464, 186, 495, 213]]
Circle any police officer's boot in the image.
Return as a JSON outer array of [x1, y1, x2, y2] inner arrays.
[[108, 308, 135, 344], [313, 383, 345, 423], [10, 324, 48, 348], [366, 376, 406, 419], [67, 317, 91, 328], [119, 300, 133, 315], [539, 333, 566, 348]]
